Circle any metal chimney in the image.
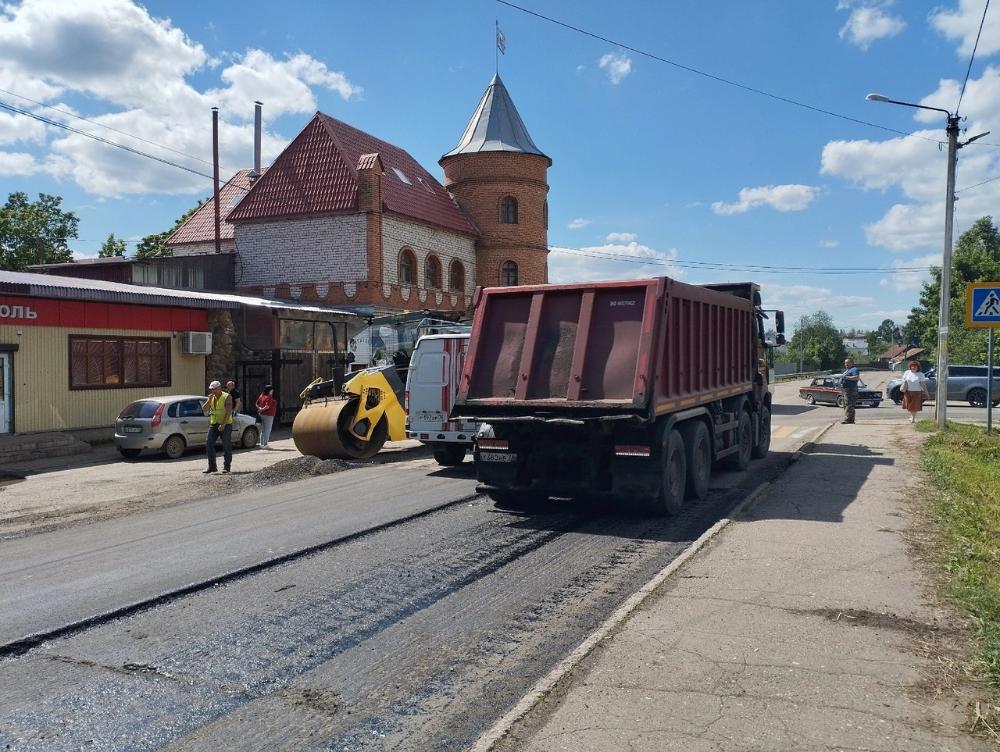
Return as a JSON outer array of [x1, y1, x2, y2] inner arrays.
[[249, 101, 262, 182]]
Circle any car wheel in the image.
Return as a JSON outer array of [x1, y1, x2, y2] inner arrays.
[[118, 448, 141, 459], [807, 395, 816, 405], [890, 388, 902, 405], [836, 394, 846, 409], [967, 388, 988, 408], [162, 434, 186, 460], [241, 425, 259, 449], [433, 443, 467, 466]]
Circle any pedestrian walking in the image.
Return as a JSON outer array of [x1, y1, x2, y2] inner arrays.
[[255, 385, 277, 447], [841, 357, 860, 424], [226, 380, 243, 415], [900, 359, 930, 423], [200, 381, 233, 474]]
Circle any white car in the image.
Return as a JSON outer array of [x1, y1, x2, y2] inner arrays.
[[114, 395, 260, 459], [405, 332, 478, 465]]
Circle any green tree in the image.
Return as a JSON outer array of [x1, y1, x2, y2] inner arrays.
[[134, 200, 205, 259], [865, 318, 900, 355], [788, 311, 847, 371], [0, 192, 78, 271], [905, 216, 1000, 363], [98, 233, 128, 258]]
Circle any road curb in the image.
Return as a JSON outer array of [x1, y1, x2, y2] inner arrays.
[[469, 420, 837, 752]]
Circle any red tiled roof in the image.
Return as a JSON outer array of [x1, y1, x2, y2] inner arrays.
[[167, 169, 257, 246], [226, 113, 477, 236]]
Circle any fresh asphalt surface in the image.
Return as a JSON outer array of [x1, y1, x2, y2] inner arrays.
[[0, 374, 992, 751]]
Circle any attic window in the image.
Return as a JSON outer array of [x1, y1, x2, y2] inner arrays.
[[226, 194, 241, 208], [392, 167, 411, 185]]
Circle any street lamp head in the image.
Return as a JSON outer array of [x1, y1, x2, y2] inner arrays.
[[866, 93, 891, 103]]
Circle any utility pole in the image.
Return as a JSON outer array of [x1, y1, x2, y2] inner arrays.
[[935, 115, 959, 429], [212, 107, 221, 254]]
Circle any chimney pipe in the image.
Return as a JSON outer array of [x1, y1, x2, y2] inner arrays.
[[212, 107, 221, 254], [250, 101, 262, 181]]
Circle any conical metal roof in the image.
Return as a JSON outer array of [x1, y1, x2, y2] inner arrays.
[[442, 74, 548, 160]]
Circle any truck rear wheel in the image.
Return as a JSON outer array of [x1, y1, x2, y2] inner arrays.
[[488, 490, 547, 510], [724, 411, 752, 471], [751, 406, 771, 460], [681, 421, 710, 500], [649, 429, 687, 516]]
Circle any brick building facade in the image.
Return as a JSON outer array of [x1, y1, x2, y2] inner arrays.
[[166, 74, 550, 313]]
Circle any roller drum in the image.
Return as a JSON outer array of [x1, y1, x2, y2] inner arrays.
[[292, 398, 388, 460]]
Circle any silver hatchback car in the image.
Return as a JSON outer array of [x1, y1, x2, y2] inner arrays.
[[114, 395, 260, 459]]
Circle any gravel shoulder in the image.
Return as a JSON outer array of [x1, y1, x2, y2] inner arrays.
[[0, 429, 428, 539]]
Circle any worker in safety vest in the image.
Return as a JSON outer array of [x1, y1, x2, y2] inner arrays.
[[200, 380, 233, 474]]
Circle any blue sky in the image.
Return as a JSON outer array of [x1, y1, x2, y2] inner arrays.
[[2, 0, 1000, 331]]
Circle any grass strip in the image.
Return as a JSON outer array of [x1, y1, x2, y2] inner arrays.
[[918, 420, 1000, 690]]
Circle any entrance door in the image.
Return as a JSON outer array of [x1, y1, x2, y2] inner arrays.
[[0, 352, 10, 434]]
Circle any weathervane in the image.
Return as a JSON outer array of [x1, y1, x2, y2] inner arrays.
[[496, 20, 505, 74]]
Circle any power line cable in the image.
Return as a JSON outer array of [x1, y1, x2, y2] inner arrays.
[[496, 0, 943, 144], [0, 86, 223, 170], [0, 99, 234, 183], [956, 0, 991, 115]]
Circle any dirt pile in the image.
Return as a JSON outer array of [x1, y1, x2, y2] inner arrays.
[[250, 456, 356, 487]]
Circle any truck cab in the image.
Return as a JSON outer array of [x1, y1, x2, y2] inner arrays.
[[404, 332, 479, 465]]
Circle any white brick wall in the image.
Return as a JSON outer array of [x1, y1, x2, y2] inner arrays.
[[382, 216, 476, 296], [169, 240, 234, 256], [234, 214, 367, 287]]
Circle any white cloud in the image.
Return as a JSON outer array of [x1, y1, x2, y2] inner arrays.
[[0, 150, 42, 175], [548, 237, 683, 284], [839, 6, 906, 50], [932, 0, 1000, 57], [605, 231, 637, 242], [598, 52, 632, 85], [819, 239, 839, 248], [0, 0, 362, 196], [567, 217, 592, 230], [711, 184, 819, 215], [880, 252, 939, 292]]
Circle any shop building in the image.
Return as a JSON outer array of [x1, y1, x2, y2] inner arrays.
[[0, 271, 363, 437]]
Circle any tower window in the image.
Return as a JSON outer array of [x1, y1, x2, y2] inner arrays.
[[449, 260, 465, 292], [399, 248, 416, 285], [501, 260, 518, 286], [425, 255, 442, 289], [500, 196, 518, 224], [543, 200, 548, 230]]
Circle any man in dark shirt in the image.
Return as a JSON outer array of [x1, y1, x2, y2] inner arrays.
[[841, 358, 860, 424], [226, 380, 243, 415]]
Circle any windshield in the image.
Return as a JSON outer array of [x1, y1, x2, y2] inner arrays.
[[117, 401, 161, 419]]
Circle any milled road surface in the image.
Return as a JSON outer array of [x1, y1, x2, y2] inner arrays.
[[1, 372, 969, 751]]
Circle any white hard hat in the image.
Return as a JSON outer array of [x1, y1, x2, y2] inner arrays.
[[209, 380, 222, 390]]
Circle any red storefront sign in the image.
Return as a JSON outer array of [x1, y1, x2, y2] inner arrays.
[[0, 296, 208, 332]]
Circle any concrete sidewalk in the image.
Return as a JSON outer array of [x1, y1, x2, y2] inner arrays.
[[490, 420, 989, 751]]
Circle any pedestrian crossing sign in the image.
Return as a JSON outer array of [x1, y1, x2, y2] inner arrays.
[[966, 282, 1000, 327]]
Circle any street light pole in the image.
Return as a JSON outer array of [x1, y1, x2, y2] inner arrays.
[[936, 115, 959, 429], [866, 94, 989, 429]]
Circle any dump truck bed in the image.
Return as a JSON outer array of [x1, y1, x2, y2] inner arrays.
[[454, 277, 755, 420]]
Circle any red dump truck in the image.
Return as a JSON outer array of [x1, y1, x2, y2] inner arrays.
[[452, 277, 785, 514]]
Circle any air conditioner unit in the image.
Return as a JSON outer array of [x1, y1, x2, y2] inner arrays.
[[180, 331, 213, 355]]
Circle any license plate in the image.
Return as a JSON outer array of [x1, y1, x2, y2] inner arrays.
[[480, 451, 517, 463], [124, 426, 142, 433]]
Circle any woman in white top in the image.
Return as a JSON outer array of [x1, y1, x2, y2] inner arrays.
[[900, 359, 929, 423]]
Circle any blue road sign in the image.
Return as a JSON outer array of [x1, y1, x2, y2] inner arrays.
[[967, 283, 1000, 327]]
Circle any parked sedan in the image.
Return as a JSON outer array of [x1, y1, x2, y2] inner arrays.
[[114, 395, 260, 459], [885, 366, 1000, 407], [799, 376, 882, 408]]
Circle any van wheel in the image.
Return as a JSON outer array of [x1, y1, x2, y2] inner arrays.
[[681, 421, 710, 500], [968, 388, 988, 408], [751, 406, 771, 459], [724, 411, 752, 471], [433, 443, 467, 466], [162, 434, 186, 460], [648, 429, 686, 516]]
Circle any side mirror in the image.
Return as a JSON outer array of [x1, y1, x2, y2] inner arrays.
[[775, 311, 785, 334], [775, 333, 786, 346]]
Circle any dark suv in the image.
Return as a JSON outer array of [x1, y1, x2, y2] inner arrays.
[[886, 365, 1000, 407]]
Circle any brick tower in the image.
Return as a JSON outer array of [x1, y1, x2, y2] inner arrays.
[[440, 74, 551, 287]]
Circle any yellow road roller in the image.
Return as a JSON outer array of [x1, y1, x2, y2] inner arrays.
[[292, 365, 407, 459]]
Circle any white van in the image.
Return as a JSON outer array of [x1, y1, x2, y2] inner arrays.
[[404, 332, 478, 465]]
